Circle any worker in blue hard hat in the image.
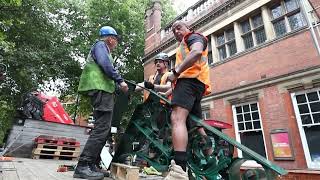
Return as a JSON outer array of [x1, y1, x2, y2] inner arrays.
[[75, 26, 128, 179]]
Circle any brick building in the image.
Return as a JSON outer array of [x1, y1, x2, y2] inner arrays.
[[143, 0, 320, 178]]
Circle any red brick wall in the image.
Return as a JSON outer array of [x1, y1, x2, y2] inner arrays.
[[309, 0, 320, 15], [210, 31, 320, 94], [144, 61, 156, 80], [211, 99, 229, 122], [211, 99, 236, 137], [259, 87, 307, 169], [145, 32, 157, 54], [223, 101, 238, 157], [207, 30, 320, 170], [144, 2, 161, 54], [279, 92, 308, 168], [143, 2, 320, 173], [212, 86, 310, 169], [277, 172, 320, 180]]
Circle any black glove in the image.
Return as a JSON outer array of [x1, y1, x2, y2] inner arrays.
[[144, 81, 154, 90]]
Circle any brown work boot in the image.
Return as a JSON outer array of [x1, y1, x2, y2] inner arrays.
[[164, 160, 189, 180]]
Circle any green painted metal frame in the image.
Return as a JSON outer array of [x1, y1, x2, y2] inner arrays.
[[113, 80, 287, 179]]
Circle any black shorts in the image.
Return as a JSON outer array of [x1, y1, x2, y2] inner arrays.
[[171, 78, 205, 119]]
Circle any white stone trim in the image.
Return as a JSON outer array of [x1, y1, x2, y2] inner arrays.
[[291, 89, 320, 169], [202, 0, 272, 37], [232, 102, 269, 161]]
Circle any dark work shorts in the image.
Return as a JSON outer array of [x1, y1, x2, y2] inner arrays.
[[171, 78, 205, 119]]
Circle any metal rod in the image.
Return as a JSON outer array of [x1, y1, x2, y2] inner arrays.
[[302, 0, 320, 55], [310, 6, 320, 12], [73, 94, 80, 124]]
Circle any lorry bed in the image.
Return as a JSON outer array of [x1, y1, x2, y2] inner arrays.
[[4, 119, 90, 158]]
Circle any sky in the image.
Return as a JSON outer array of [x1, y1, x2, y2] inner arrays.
[[172, 0, 198, 13]]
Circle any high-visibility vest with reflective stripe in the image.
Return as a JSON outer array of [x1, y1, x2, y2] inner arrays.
[[175, 32, 211, 95], [78, 48, 115, 94], [144, 71, 171, 102]]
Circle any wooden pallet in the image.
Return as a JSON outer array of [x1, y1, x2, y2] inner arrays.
[[111, 163, 140, 180], [32, 146, 79, 161], [32, 148, 80, 157], [32, 154, 78, 161], [35, 136, 80, 147], [34, 143, 80, 151]]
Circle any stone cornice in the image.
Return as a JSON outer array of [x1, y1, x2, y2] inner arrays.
[[202, 65, 320, 102], [142, 0, 246, 63]]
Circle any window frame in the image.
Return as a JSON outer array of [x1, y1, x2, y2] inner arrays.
[[202, 104, 211, 120], [270, 0, 307, 37], [207, 36, 214, 65], [240, 13, 267, 50], [202, 109, 211, 120], [291, 88, 320, 169], [215, 28, 237, 61], [232, 102, 268, 162]]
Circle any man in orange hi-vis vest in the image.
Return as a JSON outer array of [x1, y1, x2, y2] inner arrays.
[[164, 21, 212, 180]]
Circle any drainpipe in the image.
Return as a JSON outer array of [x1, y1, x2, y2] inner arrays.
[[301, 0, 320, 55]]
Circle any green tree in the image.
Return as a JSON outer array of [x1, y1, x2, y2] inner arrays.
[[0, 0, 21, 53], [0, 0, 84, 144], [0, 0, 176, 144], [83, 0, 176, 126]]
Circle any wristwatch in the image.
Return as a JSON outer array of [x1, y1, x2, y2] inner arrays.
[[172, 68, 180, 77]]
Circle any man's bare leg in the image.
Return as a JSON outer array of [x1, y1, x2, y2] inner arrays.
[[171, 105, 189, 171]]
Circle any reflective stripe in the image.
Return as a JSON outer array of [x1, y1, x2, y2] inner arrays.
[[144, 71, 170, 102]]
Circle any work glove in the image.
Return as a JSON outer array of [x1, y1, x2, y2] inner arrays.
[[144, 81, 154, 90]]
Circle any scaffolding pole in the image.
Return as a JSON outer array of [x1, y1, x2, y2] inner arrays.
[[302, 0, 320, 55]]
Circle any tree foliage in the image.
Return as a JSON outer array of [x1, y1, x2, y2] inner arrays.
[[0, 0, 176, 144]]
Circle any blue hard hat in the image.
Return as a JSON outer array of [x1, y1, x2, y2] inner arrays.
[[99, 26, 118, 37]]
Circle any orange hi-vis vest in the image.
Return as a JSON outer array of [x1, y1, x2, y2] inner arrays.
[[144, 70, 171, 103], [175, 32, 212, 95]]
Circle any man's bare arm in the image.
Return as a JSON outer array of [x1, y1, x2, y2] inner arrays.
[[175, 42, 204, 74], [154, 81, 171, 92]]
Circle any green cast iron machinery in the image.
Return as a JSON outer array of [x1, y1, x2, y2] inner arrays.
[[113, 80, 287, 179]]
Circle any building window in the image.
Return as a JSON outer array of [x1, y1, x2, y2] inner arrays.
[[217, 33, 227, 60], [226, 29, 237, 56], [233, 102, 267, 159], [240, 13, 266, 49], [292, 89, 320, 168], [270, 0, 306, 37], [202, 110, 211, 120], [207, 36, 213, 65], [216, 28, 237, 60]]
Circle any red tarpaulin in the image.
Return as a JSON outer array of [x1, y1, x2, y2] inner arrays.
[[37, 93, 74, 125]]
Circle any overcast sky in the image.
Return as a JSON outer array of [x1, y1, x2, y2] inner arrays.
[[172, 0, 198, 13]]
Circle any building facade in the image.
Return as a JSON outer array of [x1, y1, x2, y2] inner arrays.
[[144, 0, 320, 178]]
